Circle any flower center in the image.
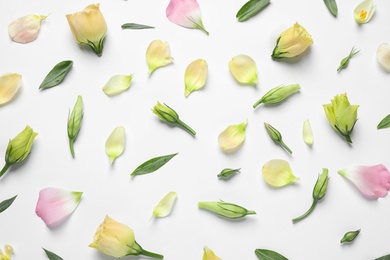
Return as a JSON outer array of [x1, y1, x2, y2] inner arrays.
[[359, 10, 367, 20]]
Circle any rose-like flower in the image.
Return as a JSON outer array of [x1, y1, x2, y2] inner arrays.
[[228, 54, 258, 86], [66, 4, 107, 56], [218, 120, 247, 154], [203, 246, 222, 260], [338, 164, 390, 199], [262, 159, 299, 187], [323, 93, 359, 143], [0, 245, 13, 260], [166, 0, 209, 35], [0, 73, 22, 106], [272, 22, 313, 59], [8, 14, 47, 43], [354, 0, 375, 24], [146, 40, 174, 76], [35, 187, 83, 226], [376, 43, 390, 72], [184, 59, 208, 97], [89, 215, 163, 259]]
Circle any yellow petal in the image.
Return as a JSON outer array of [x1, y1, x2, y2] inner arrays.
[[303, 119, 314, 146], [105, 126, 125, 164], [102, 74, 133, 96], [151, 191, 177, 219], [184, 59, 208, 97], [203, 246, 222, 260], [262, 159, 299, 187], [354, 0, 375, 24], [8, 14, 47, 43], [146, 40, 174, 75], [218, 119, 247, 154], [0, 73, 22, 106], [228, 54, 258, 85]]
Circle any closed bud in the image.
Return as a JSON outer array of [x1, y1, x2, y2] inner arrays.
[[198, 201, 256, 219], [340, 229, 360, 244], [313, 168, 329, 200], [217, 168, 240, 179], [67, 95, 83, 157], [264, 122, 292, 154], [253, 84, 300, 108]]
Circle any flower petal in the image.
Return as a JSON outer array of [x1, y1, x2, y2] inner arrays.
[[377, 43, 390, 72], [102, 74, 133, 96], [228, 54, 258, 85], [203, 246, 222, 260], [105, 126, 126, 164], [151, 191, 177, 219], [354, 0, 376, 24], [303, 119, 314, 146], [218, 120, 247, 153], [146, 40, 174, 75], [35, 187, 83, 226], [338, 164, 390, 199], [262, 159, 299, 187], [8, 14, 47, 43], [184, 59, 208, 97], [0, 73, 22, 106]]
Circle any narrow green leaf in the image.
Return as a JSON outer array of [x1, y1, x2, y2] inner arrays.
[[130, 153, 178, 177], [121, 23, 155, 29], [323, 0, 338, 17], [377, 114, 390, 129], [0, 195, 17, 213], [236, 0, 270, 22], [255, 249, 288, 260], [39, 60, 73, 90], [43, 248, 63, 260], [376, 255, 390, 260]]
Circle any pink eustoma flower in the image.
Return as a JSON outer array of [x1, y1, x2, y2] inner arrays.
[[338, 164, 390, 199], [36, 187, 83, 226], [166, 0, 209, 35]]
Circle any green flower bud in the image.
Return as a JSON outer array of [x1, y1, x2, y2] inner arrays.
[[198, 200, 256, 219], [253, 84, 300, 108], [264, 122, 292, 154], [313, 168, 329, 200], [1, 126, 38, 177], [217, 168, 240, 179], [67, 95, 83, 158], [340, 229, 360, 244]]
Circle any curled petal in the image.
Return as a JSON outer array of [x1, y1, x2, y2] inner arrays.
[[35, 187, 83, 226], [151, 191, 177, 219], [203, 246, 222, 260], [377, 43, 390, 72], [302, 119, 314, 146], [262, 159, 299, 187], [102, 74, 133, 96], [105, 126, 126, 164], [8, 14, 47, 43], [228, 54, 258, 86], [184, 59, 208, 97], [218, 120, 247, 154], [354, 0, 376, 24], [146, 40, 174, 75], [0, 73, 22, 106], [338, 164, 390, 199]]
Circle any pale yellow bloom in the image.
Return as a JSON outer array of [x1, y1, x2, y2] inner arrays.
[[105, 126, 125, 164], [8, 14, 47, 43], [228, 54, 258, 85], [354, 0, 375, 24], [218, 120, 247, 154], [0, 73, 22, 106], [0, 245, 13, 260], [303, 119, 314, 146], [203, 246, 222, 260], [146, 40, 174, 75], [184, 59, 208, 97], [102, 74, 133, 96], [272, 22, 313, 59], [262, 159, 299, 187], [66, 4, 107, 56], [151, 191, 177, 219], [377, 43, 390, 72]]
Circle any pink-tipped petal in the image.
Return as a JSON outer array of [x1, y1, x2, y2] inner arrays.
[[8, 14, 47, 43], [35, 187, 82, 226], [338, 164, 390, 199]]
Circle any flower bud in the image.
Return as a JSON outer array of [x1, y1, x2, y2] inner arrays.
[[228, 54, 258, 86], [1, 126, 38, 178], [67, 95, 83, 157], [203, 246, 222, 260], [0, 73, 22, 106], [184, 59, 208, 97], [217, 168, 240, 179], [66, 4, 107, 56], [340, 229, 360, 244], [323, 93, 358, 143], [264, 122, 292, 154], [253, 84, 300, 108], [146, 40, 174, 76], [262, 159, 299, 187], [272, 22, 313, 59], [313, 168, 329, 200], [8, 14, 47, 43], [354, 0, 375, 24], [198, 201, 256, 219], [218, 120, 247, 154]]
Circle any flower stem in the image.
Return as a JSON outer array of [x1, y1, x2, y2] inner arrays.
[[69, 139, 75, 158], [252, 98, 264, 108], [292, 199, 318, 223], [140, 249, 164, 259], [279, 140, 293, 154], [177, 119, 196, 136], [246, 210, 257, 215], [0, 164, 10, 178]]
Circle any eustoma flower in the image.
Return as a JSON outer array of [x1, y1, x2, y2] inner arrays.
[[89, 215, 163, 259], [166, 0, 209, 35], [376, 43, 390, 72], [35, 187, 83, 226], [354, 0, 375, 24], [272, 22, 313, 59], [218, 120, 247, 153], [228, 54, 258, 86], [203, 246, 222, 260], [0, 73, 22, 106], [8, 14, 47, 43], [184, 59, 208, 97], [262, 159, 299, 187], [338, 164, 390, 199], [323, 93, 358, 143], [66, 4, 107, 56], [0, 245, 13, 260], [146, 40, 174, 76]]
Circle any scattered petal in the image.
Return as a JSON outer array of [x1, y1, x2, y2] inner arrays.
[[151, 192, 177, 219], [228, 54, 258, 86], [0, 244, 13, 260], [35, 187, 83, 226], [146, 40, 174, 76], [184, 59, 208, 97], [376, 43, 390, 72], [102, 74, 133, 96], [0, 73, 22, 106], [354, 0, 375, 24], [338, 164, 390, 199], [105, 126, 125, 164], [218, 119, 247, 154], [203, 246, 222, 260], [303, 119, 314, 146], [262, 159, 299, 187], [8, 14, 47, 43]]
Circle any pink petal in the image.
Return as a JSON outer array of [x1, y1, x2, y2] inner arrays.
[[338, 164, 390, 199], [35, 187, 82, 226], [8, 14, 47, 44]]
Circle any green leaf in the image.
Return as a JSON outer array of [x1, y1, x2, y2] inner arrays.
[[236, 0, 270, 22], [323, 0, 338, 17], [0, 195, 17, 213], [377, 114, 390, 129], [130, 153, 178, 177], [255, 249, 288, 260], [376, 255, 390, 260], [43, 248, 63, 260], [39, 60, 73, 90], [121, 23, 155, 29]]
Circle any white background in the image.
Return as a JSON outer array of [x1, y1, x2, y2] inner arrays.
[[1, 0, 390, 259]]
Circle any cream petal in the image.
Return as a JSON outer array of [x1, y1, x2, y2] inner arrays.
[[203, 246, 222, 260], [102, 74, 133, 96], [262, 159, 299, 187], [8, 14, 47, 43], [105, 126, 126, 164], [184, 59, 208, 97], [146, 40, 174, 75], [303, 119, 314, 146], [0, 73, 22, 106], [377, 43, 390, 72], [218, 120, 247, 153], [151, 192, 177, 219], [228, 54, 258, 85], [354, 0, 376, 24]]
